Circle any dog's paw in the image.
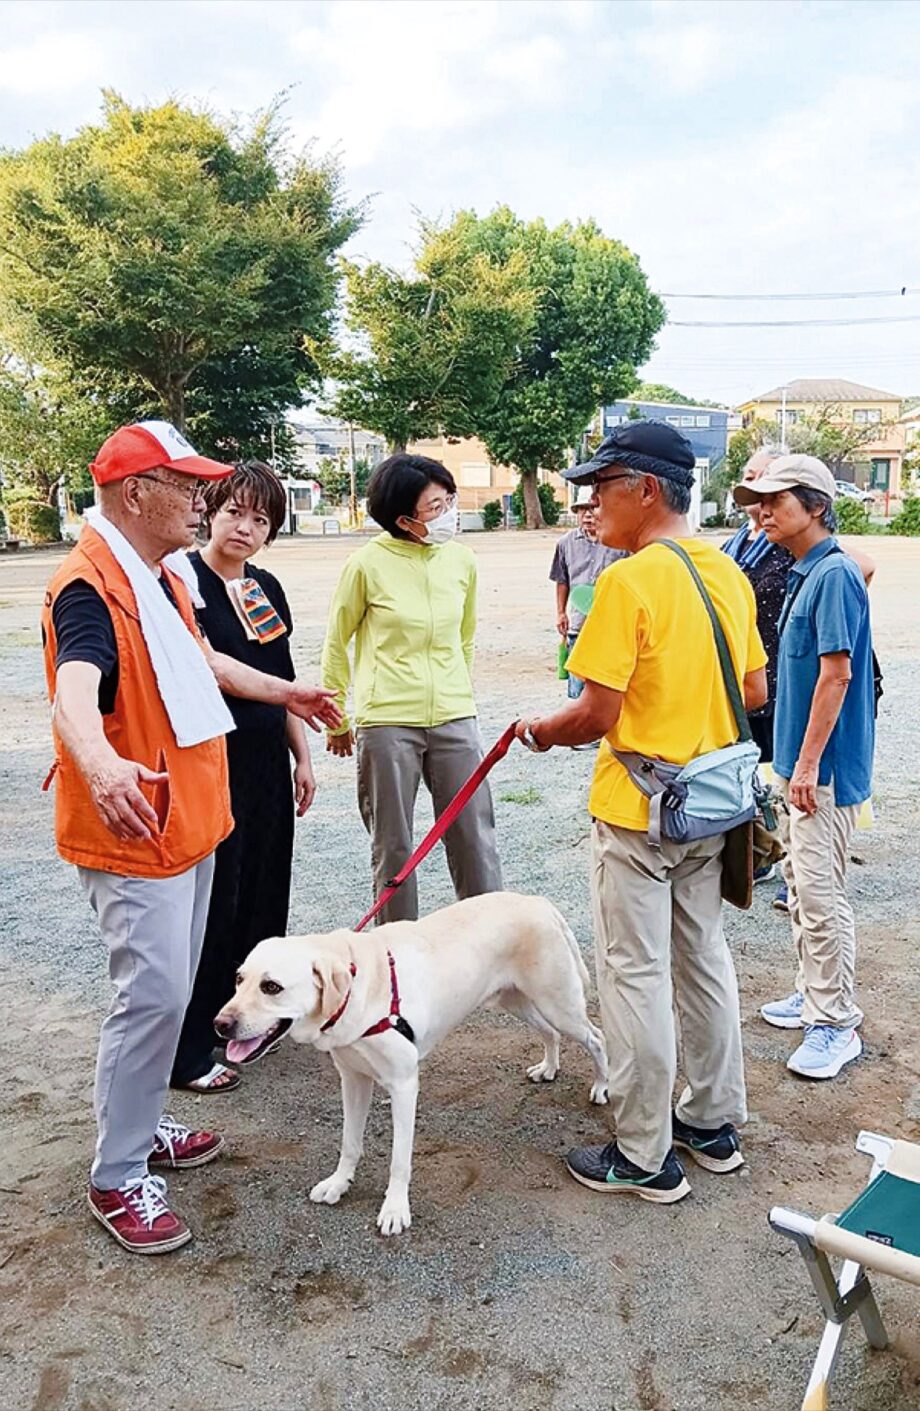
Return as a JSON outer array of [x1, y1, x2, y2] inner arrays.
[[376, 1197, 412, 1236], [526, 1060, 558, 1084], [589, 1080, 609, 1106], [309, 1173, 352, 1205]]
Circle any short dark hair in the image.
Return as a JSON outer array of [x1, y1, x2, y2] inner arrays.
[[203, 461, 287, 543], [791, 486, 837, 532], [366, 454, 456, 537]]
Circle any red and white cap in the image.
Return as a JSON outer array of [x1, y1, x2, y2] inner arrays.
[[90, 421, 235, 486]]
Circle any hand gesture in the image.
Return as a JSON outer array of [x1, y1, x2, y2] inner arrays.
[[287, 684, 343, 732], [88, 757, 169, 841], [327, 729, 354, 758], [293, 759, 316, 817]]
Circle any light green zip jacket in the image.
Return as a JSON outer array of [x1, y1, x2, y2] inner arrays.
[[321, 532, 478, 732]]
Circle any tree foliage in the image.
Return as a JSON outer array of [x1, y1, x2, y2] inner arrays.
[[834, 496, 871, 534], [510, 480, 561, 526], [628, 381, 727, 409], [0, 93, 362, 458], [888, 495, 920, 536], [0, 356, 109, 516], [784, 404, 893, 474], [456, 209, 665, 526], [323, 218, 536, 450], [312, 455, 372, 503], [327, 207, 664, 526]]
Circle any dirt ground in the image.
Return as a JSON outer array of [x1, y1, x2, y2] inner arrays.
[[1, 530, 919, 1411]]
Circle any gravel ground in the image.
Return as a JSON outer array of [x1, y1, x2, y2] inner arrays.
[[1, 531, 919, 1411]]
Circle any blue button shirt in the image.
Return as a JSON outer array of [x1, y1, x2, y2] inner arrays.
[[773, 538, 875, 805]]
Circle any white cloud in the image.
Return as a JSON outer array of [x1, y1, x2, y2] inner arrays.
[[0, 31, 104, 96], [288, 1, 569, 166]]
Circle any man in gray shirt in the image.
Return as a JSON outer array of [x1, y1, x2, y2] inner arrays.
[[550, 484, 627, 699]]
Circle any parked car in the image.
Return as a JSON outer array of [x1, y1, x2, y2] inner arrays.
[[835, 480, 874, 505]]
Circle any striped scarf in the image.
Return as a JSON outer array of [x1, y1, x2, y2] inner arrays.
[[722, 524, 773, 574]]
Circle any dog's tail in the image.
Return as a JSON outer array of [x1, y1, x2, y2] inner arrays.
[[548, 902, 591, 989]]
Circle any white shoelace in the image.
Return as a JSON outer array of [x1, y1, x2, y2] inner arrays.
[[121, 1174, 171, 1229], [154, 1114, 192, 1162]]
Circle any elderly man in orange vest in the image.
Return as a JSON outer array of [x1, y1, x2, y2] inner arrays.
[[42, 422, 341, 1255]]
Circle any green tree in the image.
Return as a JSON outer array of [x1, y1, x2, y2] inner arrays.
[[0, 93, 361, 455], [785, 403, 894, 475], [629, 381, 727, 409], [323, 219, 536, 450], [0, 357, 110, 539], [510, 481, 561, 526], [461, 208, 665, 527]]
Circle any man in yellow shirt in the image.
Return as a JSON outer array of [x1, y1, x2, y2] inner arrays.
[[516, 421, 767, 1204]]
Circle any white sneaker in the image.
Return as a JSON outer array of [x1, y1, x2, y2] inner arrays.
[[760, 991, 805, 1029], [787, 1025, 862, 1079]]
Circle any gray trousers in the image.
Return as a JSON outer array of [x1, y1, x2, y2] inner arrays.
[[591, 820, 747, 1172], [356, 718, 503, 924], [78, 855, 215, 1189]]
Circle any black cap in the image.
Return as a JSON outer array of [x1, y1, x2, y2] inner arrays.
[[565, 420, 696, 487]]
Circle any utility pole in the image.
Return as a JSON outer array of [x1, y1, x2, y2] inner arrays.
[[348, 423, 358, 529], [780, 386, 788, 452]]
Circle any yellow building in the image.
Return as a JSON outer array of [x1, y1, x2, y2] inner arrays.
[[406, 434, 567, 512], [737, 378, 904, 495]]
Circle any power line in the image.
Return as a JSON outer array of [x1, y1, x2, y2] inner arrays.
[[669, 314, 920, 328], [661, 286, 917, 302]]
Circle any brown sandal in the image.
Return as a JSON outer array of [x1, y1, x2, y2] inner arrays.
[[173, 1062, 241, 1094]]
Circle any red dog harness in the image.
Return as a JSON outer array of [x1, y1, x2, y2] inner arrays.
[[320, 951, 415, 1044], [317, 725, 519, 1051]]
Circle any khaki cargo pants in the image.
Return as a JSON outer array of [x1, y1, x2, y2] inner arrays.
[[591, 820, 747, 1173], [776, 779, 862, 1029]]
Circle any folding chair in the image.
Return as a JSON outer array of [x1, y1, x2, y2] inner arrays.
[[769, 1130, 920, 1410]]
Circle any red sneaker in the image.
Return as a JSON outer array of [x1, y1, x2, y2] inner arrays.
[[88, 1175, 191, 1254], [149, 1114, 224, 1170]]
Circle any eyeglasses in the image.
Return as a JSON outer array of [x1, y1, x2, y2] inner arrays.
[[140, 474, 208, 504], [592, 473, 636, 490], [414, 492, 457, 520]]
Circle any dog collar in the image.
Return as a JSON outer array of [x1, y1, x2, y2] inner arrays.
[[319, 962, 357, 1033]]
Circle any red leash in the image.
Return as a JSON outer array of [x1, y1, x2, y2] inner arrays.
[[353, 721, 519, 933]]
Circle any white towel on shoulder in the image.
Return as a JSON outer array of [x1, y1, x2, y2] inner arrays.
[[84, 507, 235, 748]]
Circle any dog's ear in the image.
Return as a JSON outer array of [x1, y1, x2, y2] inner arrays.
[[311, 953, 353, 1022]]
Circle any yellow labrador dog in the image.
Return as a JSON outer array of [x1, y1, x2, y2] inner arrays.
[[215, 892, 608, 1236]]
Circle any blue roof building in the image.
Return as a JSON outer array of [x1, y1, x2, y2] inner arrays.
[[600, 399, 732, 473]]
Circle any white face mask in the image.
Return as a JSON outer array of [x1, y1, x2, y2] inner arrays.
[[412, 503, 458, 545]]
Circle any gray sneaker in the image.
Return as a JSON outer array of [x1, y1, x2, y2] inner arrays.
[[760, 991, 805, 1029]]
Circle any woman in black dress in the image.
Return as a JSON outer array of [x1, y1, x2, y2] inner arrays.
[[171, 462, 315, 1092]]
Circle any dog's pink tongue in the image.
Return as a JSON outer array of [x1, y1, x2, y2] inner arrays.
[[225, 1036, 265, 1063]]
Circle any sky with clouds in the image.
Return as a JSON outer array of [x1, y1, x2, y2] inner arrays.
[[2, 0, 920, 407]]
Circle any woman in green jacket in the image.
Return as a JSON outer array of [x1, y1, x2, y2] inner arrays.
[[322, 454, 502, 923]]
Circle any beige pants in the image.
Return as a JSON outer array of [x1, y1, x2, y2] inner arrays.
[[591, 821, 747, 1173], [777, 779, 862, 1029], [356, 718, 503, 925]]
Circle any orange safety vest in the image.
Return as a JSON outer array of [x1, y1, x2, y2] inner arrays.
[[41, 525, 233, 878]]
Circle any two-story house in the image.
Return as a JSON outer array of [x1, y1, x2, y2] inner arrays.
[[737, 379, 904, 495]]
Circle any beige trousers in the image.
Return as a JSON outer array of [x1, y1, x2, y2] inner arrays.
[[776, 780, 862, 1029], [591, 820, 747, 1173]]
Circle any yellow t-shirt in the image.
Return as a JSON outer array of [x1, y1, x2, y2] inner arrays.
[[566, 539, 767, 831]]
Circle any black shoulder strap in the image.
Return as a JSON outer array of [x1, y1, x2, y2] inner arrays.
[[658, 540, 752, 744]]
